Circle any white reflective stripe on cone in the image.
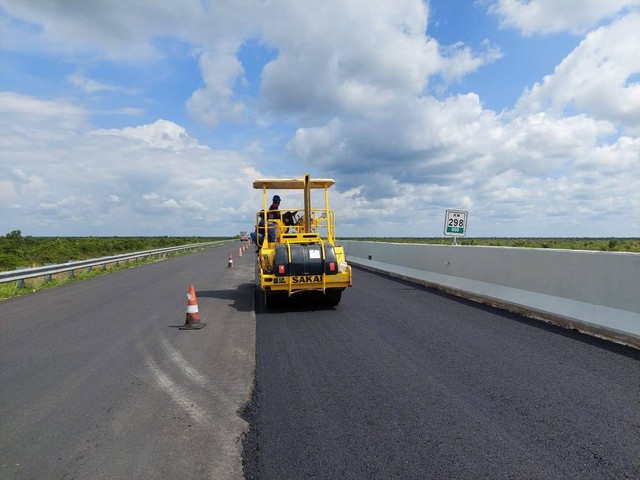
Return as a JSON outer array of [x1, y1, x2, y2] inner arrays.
[[186, 305, 199, 313]]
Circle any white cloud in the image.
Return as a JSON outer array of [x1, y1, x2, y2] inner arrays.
[[515, 13, 640, 133], [180, 196, 208, 212], [9, 168, 45, 189], [0, 98, 262, 235], [67, 70, 138, 95], [290, 93, 638, 235], [0, 91, 88, 130], [161, 199, 180, 210], [487, 0, 640, 35], [142, 193, 160, 201], [89, 120, 200, 150], [2, 1, 502, 132], [38, 196, 76, 211], [0, 1, 638, 237], [187, 44, 247, 127], [0, 0, 207, 60], [258, 0, 500, 120], [0, 180, 17, 204], [439, 40, 503, 83]]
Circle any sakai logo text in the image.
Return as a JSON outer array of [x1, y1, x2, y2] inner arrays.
[[291, 275, 321, 284]]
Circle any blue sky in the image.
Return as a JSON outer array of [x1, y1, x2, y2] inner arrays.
[[1, 0, 639, 238]]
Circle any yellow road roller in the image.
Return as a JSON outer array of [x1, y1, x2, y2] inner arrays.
[[252, 174, 352, 308]]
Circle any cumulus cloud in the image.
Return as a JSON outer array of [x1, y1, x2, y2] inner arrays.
[[258, 0, 501, 120], [290, 90, 638, 235], [1, 1, 503, 130], [486, 0, 640, 35], [515, 13, 640, 133], [187, 44, 247, 127], [90, 120, 201, 150], [0, 98, 262, 235], [439, 40, 503, 83], [0, 0, 209, 59], [0, 0, 638, 237], [261, 0, 436, 116]]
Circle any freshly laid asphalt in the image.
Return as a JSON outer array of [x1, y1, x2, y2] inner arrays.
[[1, 246, 638, 479], [244, 267, 639, 479]]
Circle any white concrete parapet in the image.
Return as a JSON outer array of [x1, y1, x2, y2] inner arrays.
[[341, 241, 640, 349]]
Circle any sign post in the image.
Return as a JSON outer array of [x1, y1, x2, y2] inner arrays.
[[444, 209, 468, 245]]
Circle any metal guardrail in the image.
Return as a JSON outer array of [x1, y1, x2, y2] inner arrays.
[[0, 241, 230, 286]]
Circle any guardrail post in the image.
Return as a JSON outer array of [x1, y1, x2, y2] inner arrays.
[[44, 264, 52, 283], [14, 267, 27, 289]]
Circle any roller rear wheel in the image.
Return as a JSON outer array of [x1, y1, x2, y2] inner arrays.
[[324, 289, 342, 306]]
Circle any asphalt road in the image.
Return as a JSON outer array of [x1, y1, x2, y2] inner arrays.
[[0, 244, 256, 480], [244, 267, 640, 479], [2, 247, 639, 479]]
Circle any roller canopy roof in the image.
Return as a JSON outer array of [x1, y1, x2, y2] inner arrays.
[[253, 177, 335, 189]]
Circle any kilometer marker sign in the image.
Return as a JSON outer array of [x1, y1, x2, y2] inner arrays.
[[444, 209, 468, 237]]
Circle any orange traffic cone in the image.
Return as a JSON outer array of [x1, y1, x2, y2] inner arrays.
[[228, 252, 234, 268], [238, 246, 243, 257], [180, 285, 206, 330]]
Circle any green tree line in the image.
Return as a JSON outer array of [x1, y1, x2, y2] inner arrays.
[[0, 230, 233, 271]]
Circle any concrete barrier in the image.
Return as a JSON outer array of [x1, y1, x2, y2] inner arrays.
[[341, 241, 640, 349]]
